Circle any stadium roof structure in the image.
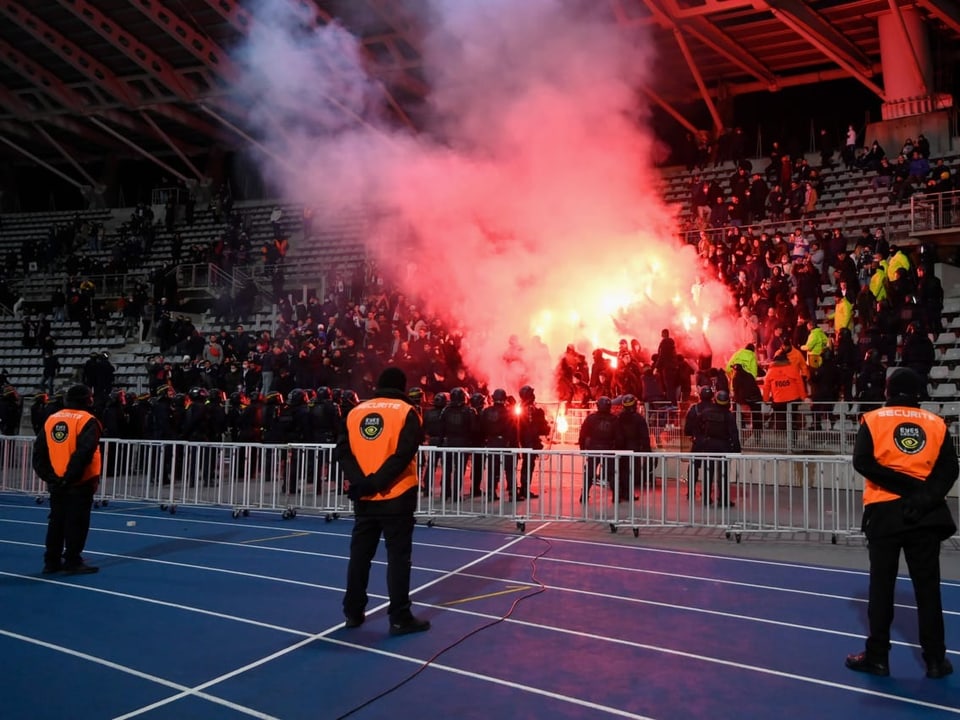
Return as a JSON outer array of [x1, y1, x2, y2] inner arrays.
[[0, 0, 957, 182]]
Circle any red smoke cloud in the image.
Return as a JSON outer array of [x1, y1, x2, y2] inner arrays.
[[236, 0, 740, 396]]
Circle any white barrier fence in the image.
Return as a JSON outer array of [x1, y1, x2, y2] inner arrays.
[[2, 436, 958, 543]]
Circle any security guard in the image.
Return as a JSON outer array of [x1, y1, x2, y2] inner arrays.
[[336, 367, 430, 636], [32, 384, 102, 575], [761, 351, 806, 433], [846, 368, 956, 679]]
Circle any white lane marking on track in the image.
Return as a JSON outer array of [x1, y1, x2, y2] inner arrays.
[[4, 514, 956, 616], [8, 499, 959, 591], [3, 537, 951, 657], [110, 523, 551, 719], [0, 628, 282, 720], [2, 532, 957, 717]]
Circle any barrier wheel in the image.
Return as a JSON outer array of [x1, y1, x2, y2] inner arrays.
[[232, 509, 241, 519], [633, 528, 640, 538], [169, 505, 177, 515], [517, 521, 526, 533], [735, 533, 742, 544], [426, 519, 435, 528], [242, 509, 250, 517], [93, 501, 101, 509], [281, 509, 291, 520], [160, 504, 168, 512], [291, 508, 297, 518], [724, 531, 731, 540], [101, 499, 109, 507], [35, 496, 45, 505], [324, 513, 332, 523], [831, 534, 838, 545], [609, 523, 617, 534], [332, 513, 339, 520]]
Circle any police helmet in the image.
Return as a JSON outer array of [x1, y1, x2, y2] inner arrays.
[[341, 389, 359, 409], [264, 391, 284, 406], [469, 392, 485, 410], [699, 386, 714, 402], [316, 386, 332, 401], [172, 392, 187, 407], [33, 392, 49, 404], [450, 387, 467, 405], [408, 386, 424, 403], [596, 396, 612, 412], [433, 392, 449, 409], [109, 388, 127, 405], [229, 391, 248, 407], [519, 385, 535, 403], [188, 386, 208, 402], [288, 388, 308, 407], [332, 388, 343, 405], [621, 393, 638, 410], [715, 390, 730, 406], [492, 388, 507, 403], [209, 389, 227, 405], [155, 384, 172, 398]]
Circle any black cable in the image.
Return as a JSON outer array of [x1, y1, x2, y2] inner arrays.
[[335, 534, 552, 720]]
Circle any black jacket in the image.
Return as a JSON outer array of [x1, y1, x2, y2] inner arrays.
[[852, 398, 958, 540]]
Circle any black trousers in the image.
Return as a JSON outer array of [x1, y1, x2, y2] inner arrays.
[[45, 486, 95, 567], [344, 511, 415, 622], [865, 529, 946, 662]]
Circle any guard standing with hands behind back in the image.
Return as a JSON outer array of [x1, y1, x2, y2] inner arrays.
[[846, 368, 956, 679], [337, 367, 430, 636], [32, 384, 102, 575]]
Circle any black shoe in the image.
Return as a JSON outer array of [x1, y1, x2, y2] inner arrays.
[[41, 564, 62, 574], [343, 613, 365, 629], [845, 652, 889, 677], [389, 615, 430, 636], [926, 657, 953, 679], [62, 563, 99, 575]]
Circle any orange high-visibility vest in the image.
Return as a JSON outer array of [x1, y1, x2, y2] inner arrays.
[[346, 398, 419, 501], [762, 362, 805, 403], [861, 406, 946, 505], [43, 409, 102, 484]]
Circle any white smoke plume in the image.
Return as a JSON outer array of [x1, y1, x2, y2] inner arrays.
[[233, 0, 739, 396]]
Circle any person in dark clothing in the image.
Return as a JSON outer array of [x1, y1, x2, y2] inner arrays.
[[516, 385, 549, 500], [438, 387, 476, 500], [30, 393, 52, 436], [899, 323, 936, 398], [419, 392, 446, 497], [856, 350, 887, 404], [337, 367, 429, 636], [730, 363, 763, 439], [481, 388, 517, 500], [846, 368, 957, 680], [32, 384, 102, 574], [578, 396, 623, 502], [616, 394, 653, 498], [685, 388, 741, 506]]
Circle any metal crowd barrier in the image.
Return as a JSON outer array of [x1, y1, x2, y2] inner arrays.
[[1, 436, 957, 543]]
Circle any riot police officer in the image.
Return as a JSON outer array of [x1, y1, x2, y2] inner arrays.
[[617, 394, 653, 498], [579, 396, 623, 502], [438, 388, 476, 500], [420, 392, 447, 496], [481, 389, 517, 500], [516, 385, 549, 500]]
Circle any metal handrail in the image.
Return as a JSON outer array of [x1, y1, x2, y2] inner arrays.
[[910, 189, 960, 233]]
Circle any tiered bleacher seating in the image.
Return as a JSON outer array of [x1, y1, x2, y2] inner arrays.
[[662, 148, 960, 244], [0, 198, 371, 401]]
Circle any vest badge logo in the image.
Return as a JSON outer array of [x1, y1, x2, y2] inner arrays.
[[893, 422, 926, 454], [360, 413, 384, 440], [51, 421, 70, 443]]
